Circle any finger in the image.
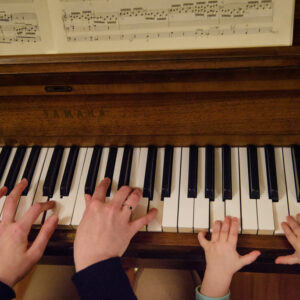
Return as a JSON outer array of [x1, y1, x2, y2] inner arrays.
[[27, 215, 58, 263], [0, 186, 7, 198], [220, 216, 231, 242], [198, 231, 209, 249], [275, 254, 299, 265], [286, 216, 300, 237], [18, 201, 56, 234], [111, 186, 133, 209], [130, 208, 157, 236], [281, 222, 298, 248], [121, 188, 142, 215], [84, 194, 92, 207], [228, 217, 239, 246], [211, 220, 221, 242], [296, 213, 300, 224], [92, 178, 110, 203], [2, 179, 28, 223], [238, 250, 261, 269]]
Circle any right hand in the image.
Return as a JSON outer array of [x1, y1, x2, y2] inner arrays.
[[275, 214, 300, 265], [74, 178, 157, 272]]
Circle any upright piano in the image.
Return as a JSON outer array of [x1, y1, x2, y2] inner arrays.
[[0, 1, 300, 274]]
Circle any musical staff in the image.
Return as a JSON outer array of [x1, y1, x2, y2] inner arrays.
[[0, 10, 41, 44], [60, 0, 274, 43]]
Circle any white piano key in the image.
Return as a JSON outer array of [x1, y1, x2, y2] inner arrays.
[[33, 148, 55, 225], [132, 147, 148, 231], [46, 147, 87, 226], [0, 147, 17, 216], [257, 147, 274, 235], [129, 148, 140, 187], [283, 147, 300, 218], [225, 147, 241, 232], [273, 148, 289, 235], [1, 147, 30, 220], [178, 147, 194, 233], [108, 147, 124, 200], [71, 147, 93, 227], [162, 147, 181, 232], [210, 147, 225, 232], [96, 147, 109, 188], [239, 147, 258, 234], [147, 147, 164, 232], [15, 148, 48, 221], [194, 147, 209, 232]]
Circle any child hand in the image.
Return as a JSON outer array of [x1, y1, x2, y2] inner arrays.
[[198, 216, 260, 298], [275, 214, 300, 265]]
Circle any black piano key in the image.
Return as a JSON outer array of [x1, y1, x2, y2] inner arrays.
[[247, 145, 260, 199], [222, 145, 232, 201], [43, 146, 64, 198], [118, 145, 133, 190], [205, 145, 215, 201], [22, 146, 41, 196], [60, 146, 79, 197], [4, 146, 27, 194], [0, 146, 12, 182], [188, 146, 198, 198], [85, 146, 103, 195], [292, 145, 300, 202], [105, 147, 118, 197], [265, 145, 278, 202], [161, 145, 174, 200], [143, 145, 157, 200]]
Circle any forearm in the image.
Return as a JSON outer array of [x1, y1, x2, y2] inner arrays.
[[0, 281, 16, 300], [72, 257, 137, 300], [200, 268, 232, 298]]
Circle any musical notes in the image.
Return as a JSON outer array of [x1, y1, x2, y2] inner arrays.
[[0, 0, 295, 55], [0, 10, 41, 44], [59, 0, 275, 44]]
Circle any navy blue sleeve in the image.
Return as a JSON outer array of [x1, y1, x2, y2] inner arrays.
[[72, 257, 137, 300], [0, 281, 16, 299]]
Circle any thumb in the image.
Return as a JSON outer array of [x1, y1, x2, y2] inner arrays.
[[130, 208, 157, 236], [198, 231, 209, 249], [238, 250, 261, 269], [275, 254, 300, 265]]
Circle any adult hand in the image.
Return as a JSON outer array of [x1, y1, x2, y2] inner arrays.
[[0, 179, 58, 288], [74, 178, 157, 272], [275, 214, 300, 264], [198, 216, 260, 298]]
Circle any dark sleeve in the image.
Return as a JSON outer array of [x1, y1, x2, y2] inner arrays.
[[0, 281, 16, 299], [72, 257, 137, 300]]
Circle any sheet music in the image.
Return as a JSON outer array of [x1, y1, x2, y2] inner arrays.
[[0, 0, 295, 55], [0, 0, 53, 55], [48, 0, 295, 53]]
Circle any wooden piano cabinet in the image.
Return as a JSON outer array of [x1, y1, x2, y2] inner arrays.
[[31, 230, 300, 273]]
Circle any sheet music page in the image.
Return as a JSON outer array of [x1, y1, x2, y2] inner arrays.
[[48, 0, 295, 54], [0, 0, 54, 55]]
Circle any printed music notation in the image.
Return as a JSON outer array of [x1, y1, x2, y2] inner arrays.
[[0, 0, 295, 55], [0, 11, 41, 44], [60, 0, 274, 43]]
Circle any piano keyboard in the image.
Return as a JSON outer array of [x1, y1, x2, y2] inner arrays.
[[0, 145, 299, 235]]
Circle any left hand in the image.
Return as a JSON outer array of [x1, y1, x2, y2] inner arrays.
[[198, 216, 261, 298], [0, 179, 58, 288]]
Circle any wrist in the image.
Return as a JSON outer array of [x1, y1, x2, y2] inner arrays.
[[200, 268, 232, 298], [0, 274, 17, 289]]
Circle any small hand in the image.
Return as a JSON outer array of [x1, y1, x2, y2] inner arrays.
[[74, 178, 157, 272], [0, 179, 58, 287], [198, 216, 260, 298], [275, 214, 300, 265]]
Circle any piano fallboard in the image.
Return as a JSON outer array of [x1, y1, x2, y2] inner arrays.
[[30, 230, 300, 273]]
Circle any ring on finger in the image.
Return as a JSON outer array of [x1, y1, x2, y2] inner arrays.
[[122, 202, 133, 211]]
